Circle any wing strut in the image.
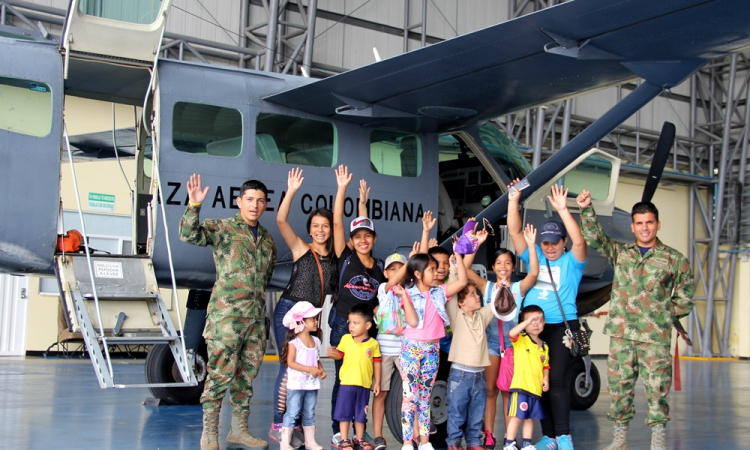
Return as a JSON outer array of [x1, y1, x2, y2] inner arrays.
[[465, 79, 667, 236]]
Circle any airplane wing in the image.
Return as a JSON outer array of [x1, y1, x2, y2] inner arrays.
[[265, 0, 750, 133]]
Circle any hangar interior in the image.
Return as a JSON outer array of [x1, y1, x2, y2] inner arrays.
[[0, 0, 749, 361]]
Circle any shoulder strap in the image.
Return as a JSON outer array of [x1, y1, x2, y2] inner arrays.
[[338, 253, 353, 290], [308, 244, 325, 306], [545, 258, 572, 332]]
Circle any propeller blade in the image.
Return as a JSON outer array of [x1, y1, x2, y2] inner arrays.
[[641, 121, 676, 203]]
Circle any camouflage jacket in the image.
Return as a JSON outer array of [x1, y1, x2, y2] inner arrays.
[[580, 205, 695, 346], [179, 204, 276, 322]]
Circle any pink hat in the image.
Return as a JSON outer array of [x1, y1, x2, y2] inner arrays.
[[282, 301, 323, 333]]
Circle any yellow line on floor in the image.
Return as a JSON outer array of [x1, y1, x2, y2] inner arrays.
[[264, 355, 280, 361], [680, 356, 739, 361]]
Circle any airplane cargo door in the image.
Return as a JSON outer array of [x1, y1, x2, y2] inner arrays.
[[0, 38, 64, 275], [0, 275, 29, 356]]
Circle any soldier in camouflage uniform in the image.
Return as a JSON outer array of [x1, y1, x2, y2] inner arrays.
[[180, 173, 277, 450], [576, 190, 694, 450]]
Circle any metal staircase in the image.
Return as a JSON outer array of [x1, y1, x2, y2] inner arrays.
[[55, 254, 196, 389]]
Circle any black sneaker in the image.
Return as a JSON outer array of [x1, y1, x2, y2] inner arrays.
[[374, 437, 387, 450]]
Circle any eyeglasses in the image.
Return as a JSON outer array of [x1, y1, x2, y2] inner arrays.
[[482, 218, 495, 236]]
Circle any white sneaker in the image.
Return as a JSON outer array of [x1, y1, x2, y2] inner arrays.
[[401, 444, 414, 450], [332, 432, 342, 448], [418, 443, 435, 450], [503, 443, 519, 450]]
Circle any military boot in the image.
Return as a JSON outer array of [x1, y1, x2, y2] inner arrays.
[[602, 423, 629, 450], [227, 410, 269, 450], [200, 410, 220, 450], [650, 425, 666, 450]]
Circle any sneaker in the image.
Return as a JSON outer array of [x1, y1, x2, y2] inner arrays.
[[534, 437, 558, 450], [483, 432, 496, 450], [332, 432, 342, 449], [418, 443, 435, 450], [503, 443, 518, 450], [447, 444, 463, 450], [268, 423, 282, 443], [374, 437, 387, 450], [521, 445, 536, 450], [555, 435, 573, 450], [355, 438, 374, 450]]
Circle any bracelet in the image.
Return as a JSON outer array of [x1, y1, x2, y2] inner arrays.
[[189, 201, 202, 207]]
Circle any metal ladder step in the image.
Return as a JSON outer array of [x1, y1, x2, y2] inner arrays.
[[102, 336, 177, 345]]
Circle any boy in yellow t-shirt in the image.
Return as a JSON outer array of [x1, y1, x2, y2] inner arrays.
[[504, 305, 550, 450], [327, 304, 382, 450]]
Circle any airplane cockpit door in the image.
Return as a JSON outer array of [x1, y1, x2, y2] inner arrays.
[[523, 149, 622, 284], [0, 37, 63, 274], [61, 0, 172, 105]]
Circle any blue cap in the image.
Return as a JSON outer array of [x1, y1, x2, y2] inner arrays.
[[540, 220, 566, 243]]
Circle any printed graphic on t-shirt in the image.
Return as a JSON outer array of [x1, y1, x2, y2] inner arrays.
[[344, 274, 380, 300], [532, 265, 560, 301]]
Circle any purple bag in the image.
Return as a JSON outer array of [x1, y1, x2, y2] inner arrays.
[[453, 219, 478, 255]]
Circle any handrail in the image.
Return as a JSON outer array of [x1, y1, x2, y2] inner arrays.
[[63, 123, 115, 381]]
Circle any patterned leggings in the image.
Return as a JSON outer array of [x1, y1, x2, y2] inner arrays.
[[399, 338, 439, 442]]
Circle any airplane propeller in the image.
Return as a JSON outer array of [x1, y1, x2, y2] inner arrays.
[[641, 121, 676, 203]]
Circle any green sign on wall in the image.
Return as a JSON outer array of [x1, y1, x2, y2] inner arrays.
[[88, 193, 115, 212]]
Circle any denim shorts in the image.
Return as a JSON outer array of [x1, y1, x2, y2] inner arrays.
[[486, 319, 501, 357]]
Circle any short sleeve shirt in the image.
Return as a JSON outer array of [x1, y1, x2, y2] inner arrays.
[[509, 333, 550, 397], [336, 247, 385, 318], [336, 334, 382, 388], [519, 246, 586, 324]]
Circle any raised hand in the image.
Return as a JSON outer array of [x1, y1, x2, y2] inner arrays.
[[187, 173, 210, 204], [392, 284, 405, 296], [422, 211, 436, 232], [359, 179, 370, 204], [409, 241, 420, 258], [428, 238, 438, 248], [476, 229, 489, 246], [576, 189, 592, 209], [507, 178, 522, 203], [335, 165, 352, 188], [523, 223, 537, 247], [547, 184, 570, 212], [287, 167, 304, 192]]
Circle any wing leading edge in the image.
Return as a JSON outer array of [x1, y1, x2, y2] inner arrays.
[[264, 0, 750, 133]]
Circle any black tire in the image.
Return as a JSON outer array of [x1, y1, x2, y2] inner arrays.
[[145, 339, 208, 405], [567, 357, 601, 410], [384, 352, 451, 447]]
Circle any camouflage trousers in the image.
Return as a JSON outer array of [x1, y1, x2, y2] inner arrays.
[[607, 337, 672, 427], [201, 317, 267, 413]]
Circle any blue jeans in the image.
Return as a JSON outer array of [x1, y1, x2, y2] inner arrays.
[[447, 367, 487, 448], [284, 389, 318, 427], [329, 313, 348, 433], [273, 298, 297, 425]]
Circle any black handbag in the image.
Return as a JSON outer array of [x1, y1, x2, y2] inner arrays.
[[545, 259, 592, 357]]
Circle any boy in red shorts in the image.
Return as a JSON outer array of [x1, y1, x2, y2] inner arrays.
[[504, 305, 550, 450]]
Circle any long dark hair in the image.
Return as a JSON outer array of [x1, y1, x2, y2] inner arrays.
[[492, 248, 516, 267], [405, 253, 437, 289], [279, 328, 298, 366], [306, 207, 335, 256]]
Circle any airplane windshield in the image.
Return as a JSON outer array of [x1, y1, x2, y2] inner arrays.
[[78, 0, 164, 25], [478, 122, 532, 181]]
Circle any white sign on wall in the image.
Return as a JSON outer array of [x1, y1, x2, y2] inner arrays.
[[88, 193, 115, 212]]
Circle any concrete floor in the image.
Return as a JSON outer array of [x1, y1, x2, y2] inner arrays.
[[0, 356, 748, 449]]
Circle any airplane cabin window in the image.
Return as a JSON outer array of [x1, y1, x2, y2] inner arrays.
[[0, 76, 52, 138], [555, 156, 613, 201], [78, 0, 164, 25], [369, 130, 421, 177], [256, 113, 336, 167], [172, 102, 242, 157], [478, 122, 532, 181]]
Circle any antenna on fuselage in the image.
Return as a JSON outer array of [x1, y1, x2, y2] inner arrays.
[[373, 47, 382, 62]]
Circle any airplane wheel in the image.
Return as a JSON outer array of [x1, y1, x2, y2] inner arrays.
[[568, 357, 600, 410], [384, 356, 450, 447], [145, 339, 208, 405]]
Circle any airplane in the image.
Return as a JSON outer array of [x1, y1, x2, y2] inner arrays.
[[1, 0, 749, 444]]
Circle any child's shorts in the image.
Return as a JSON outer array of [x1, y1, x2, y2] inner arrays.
[[376, 355, 400, 391], [333, 385, 370, 424], [507, 390, 544, 420]]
